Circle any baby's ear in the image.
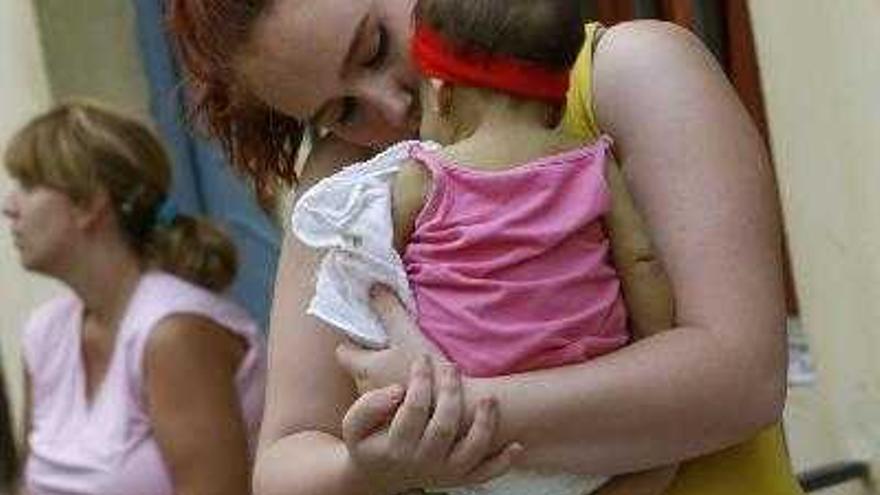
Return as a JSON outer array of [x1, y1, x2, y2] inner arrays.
[[428, 78, 454, 118]]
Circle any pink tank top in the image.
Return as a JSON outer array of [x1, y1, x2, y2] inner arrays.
[[403, 138, 629, 377], [22, 272, 265, 495]]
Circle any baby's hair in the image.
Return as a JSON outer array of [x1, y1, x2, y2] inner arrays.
[[414, 0, 586, 71]]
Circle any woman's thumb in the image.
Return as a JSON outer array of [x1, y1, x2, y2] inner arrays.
[[341, 384, 405, 443]]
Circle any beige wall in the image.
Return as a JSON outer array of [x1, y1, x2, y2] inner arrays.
[[0, 0, 60, 435], [34, 0, 150, 116], [750, 0, 880, 483]]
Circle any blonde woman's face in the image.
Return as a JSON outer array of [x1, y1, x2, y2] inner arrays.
[[2, 183, 83, 274], [235, 0, 421, 148]]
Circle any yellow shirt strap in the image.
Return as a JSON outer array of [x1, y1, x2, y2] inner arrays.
[[562, 23, 604, 141]]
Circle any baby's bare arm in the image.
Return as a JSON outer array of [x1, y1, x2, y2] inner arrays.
[[605, 157, 675, 339]]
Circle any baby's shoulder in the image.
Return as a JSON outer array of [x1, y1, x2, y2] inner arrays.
[[395, 158, 432, 195], [391, 158, 432, 251]]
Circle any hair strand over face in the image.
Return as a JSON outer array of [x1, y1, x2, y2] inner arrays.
[[167, 0, 304, 195]]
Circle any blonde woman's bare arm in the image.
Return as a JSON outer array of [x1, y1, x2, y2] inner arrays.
[[145, 315, 251, 495]]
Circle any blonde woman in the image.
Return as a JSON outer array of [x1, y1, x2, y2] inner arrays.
[[2, 101, 265, 495]]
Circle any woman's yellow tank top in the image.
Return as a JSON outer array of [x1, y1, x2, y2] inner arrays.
[[562, 23, 804, 495]]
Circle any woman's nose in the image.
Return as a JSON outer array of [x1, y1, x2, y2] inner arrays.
[[2, 191, 18, 219], [359, 76, 414, 128]]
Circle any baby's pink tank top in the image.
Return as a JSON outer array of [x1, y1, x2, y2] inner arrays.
[[22, 272, 265, 495], [404, 138, 629, 377]]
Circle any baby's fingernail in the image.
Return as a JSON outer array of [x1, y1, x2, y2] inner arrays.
[[509, 442, 525, 457]]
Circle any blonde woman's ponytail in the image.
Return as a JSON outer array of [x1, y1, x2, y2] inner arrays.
[[146, 204, 237, 292]]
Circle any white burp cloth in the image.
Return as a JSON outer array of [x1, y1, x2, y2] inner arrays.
[[447, 470, 607, 495], [291, 141, 431, 348]]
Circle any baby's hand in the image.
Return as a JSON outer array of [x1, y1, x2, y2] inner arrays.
[[342, 356, 521, 494], [337, 286, 449, 394]]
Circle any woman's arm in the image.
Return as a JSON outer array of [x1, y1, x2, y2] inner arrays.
[[145, 315, 252, 495], [589, 19, 786, 459], [340, 20, 787, 476], [253, 235, 371, 495]]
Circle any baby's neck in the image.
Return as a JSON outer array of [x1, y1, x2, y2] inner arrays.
[[451, 95, 553, 141], [443, 98, 578, 172]]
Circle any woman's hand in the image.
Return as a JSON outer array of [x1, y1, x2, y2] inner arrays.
[[342, 356, 522, 494], [336, 286, 449, 394]]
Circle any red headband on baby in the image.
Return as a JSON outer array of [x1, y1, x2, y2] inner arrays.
[[411, 23, 570, 104]]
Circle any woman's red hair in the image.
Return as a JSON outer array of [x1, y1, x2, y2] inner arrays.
[[166, 0, 303, 194]]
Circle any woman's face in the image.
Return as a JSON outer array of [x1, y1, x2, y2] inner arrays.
[[2, 183, 82, 274], [236, 0, 420, 148]]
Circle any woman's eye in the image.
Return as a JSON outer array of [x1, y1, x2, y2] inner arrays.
[[364, 24, 389, 69]]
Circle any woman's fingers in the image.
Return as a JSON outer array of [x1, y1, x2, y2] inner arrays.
[[415, 364, 463, 462], [462, 442, 524, 485], [342, 384, 405, 445], [447, 397, 499, 472], [342, 360, 515, 490], [387, 355, 434, 457]]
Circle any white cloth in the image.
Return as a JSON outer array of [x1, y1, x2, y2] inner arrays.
[[291, 140, 608, 495], [292, 141, 426, 348], [446, 470, 607, 495]]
